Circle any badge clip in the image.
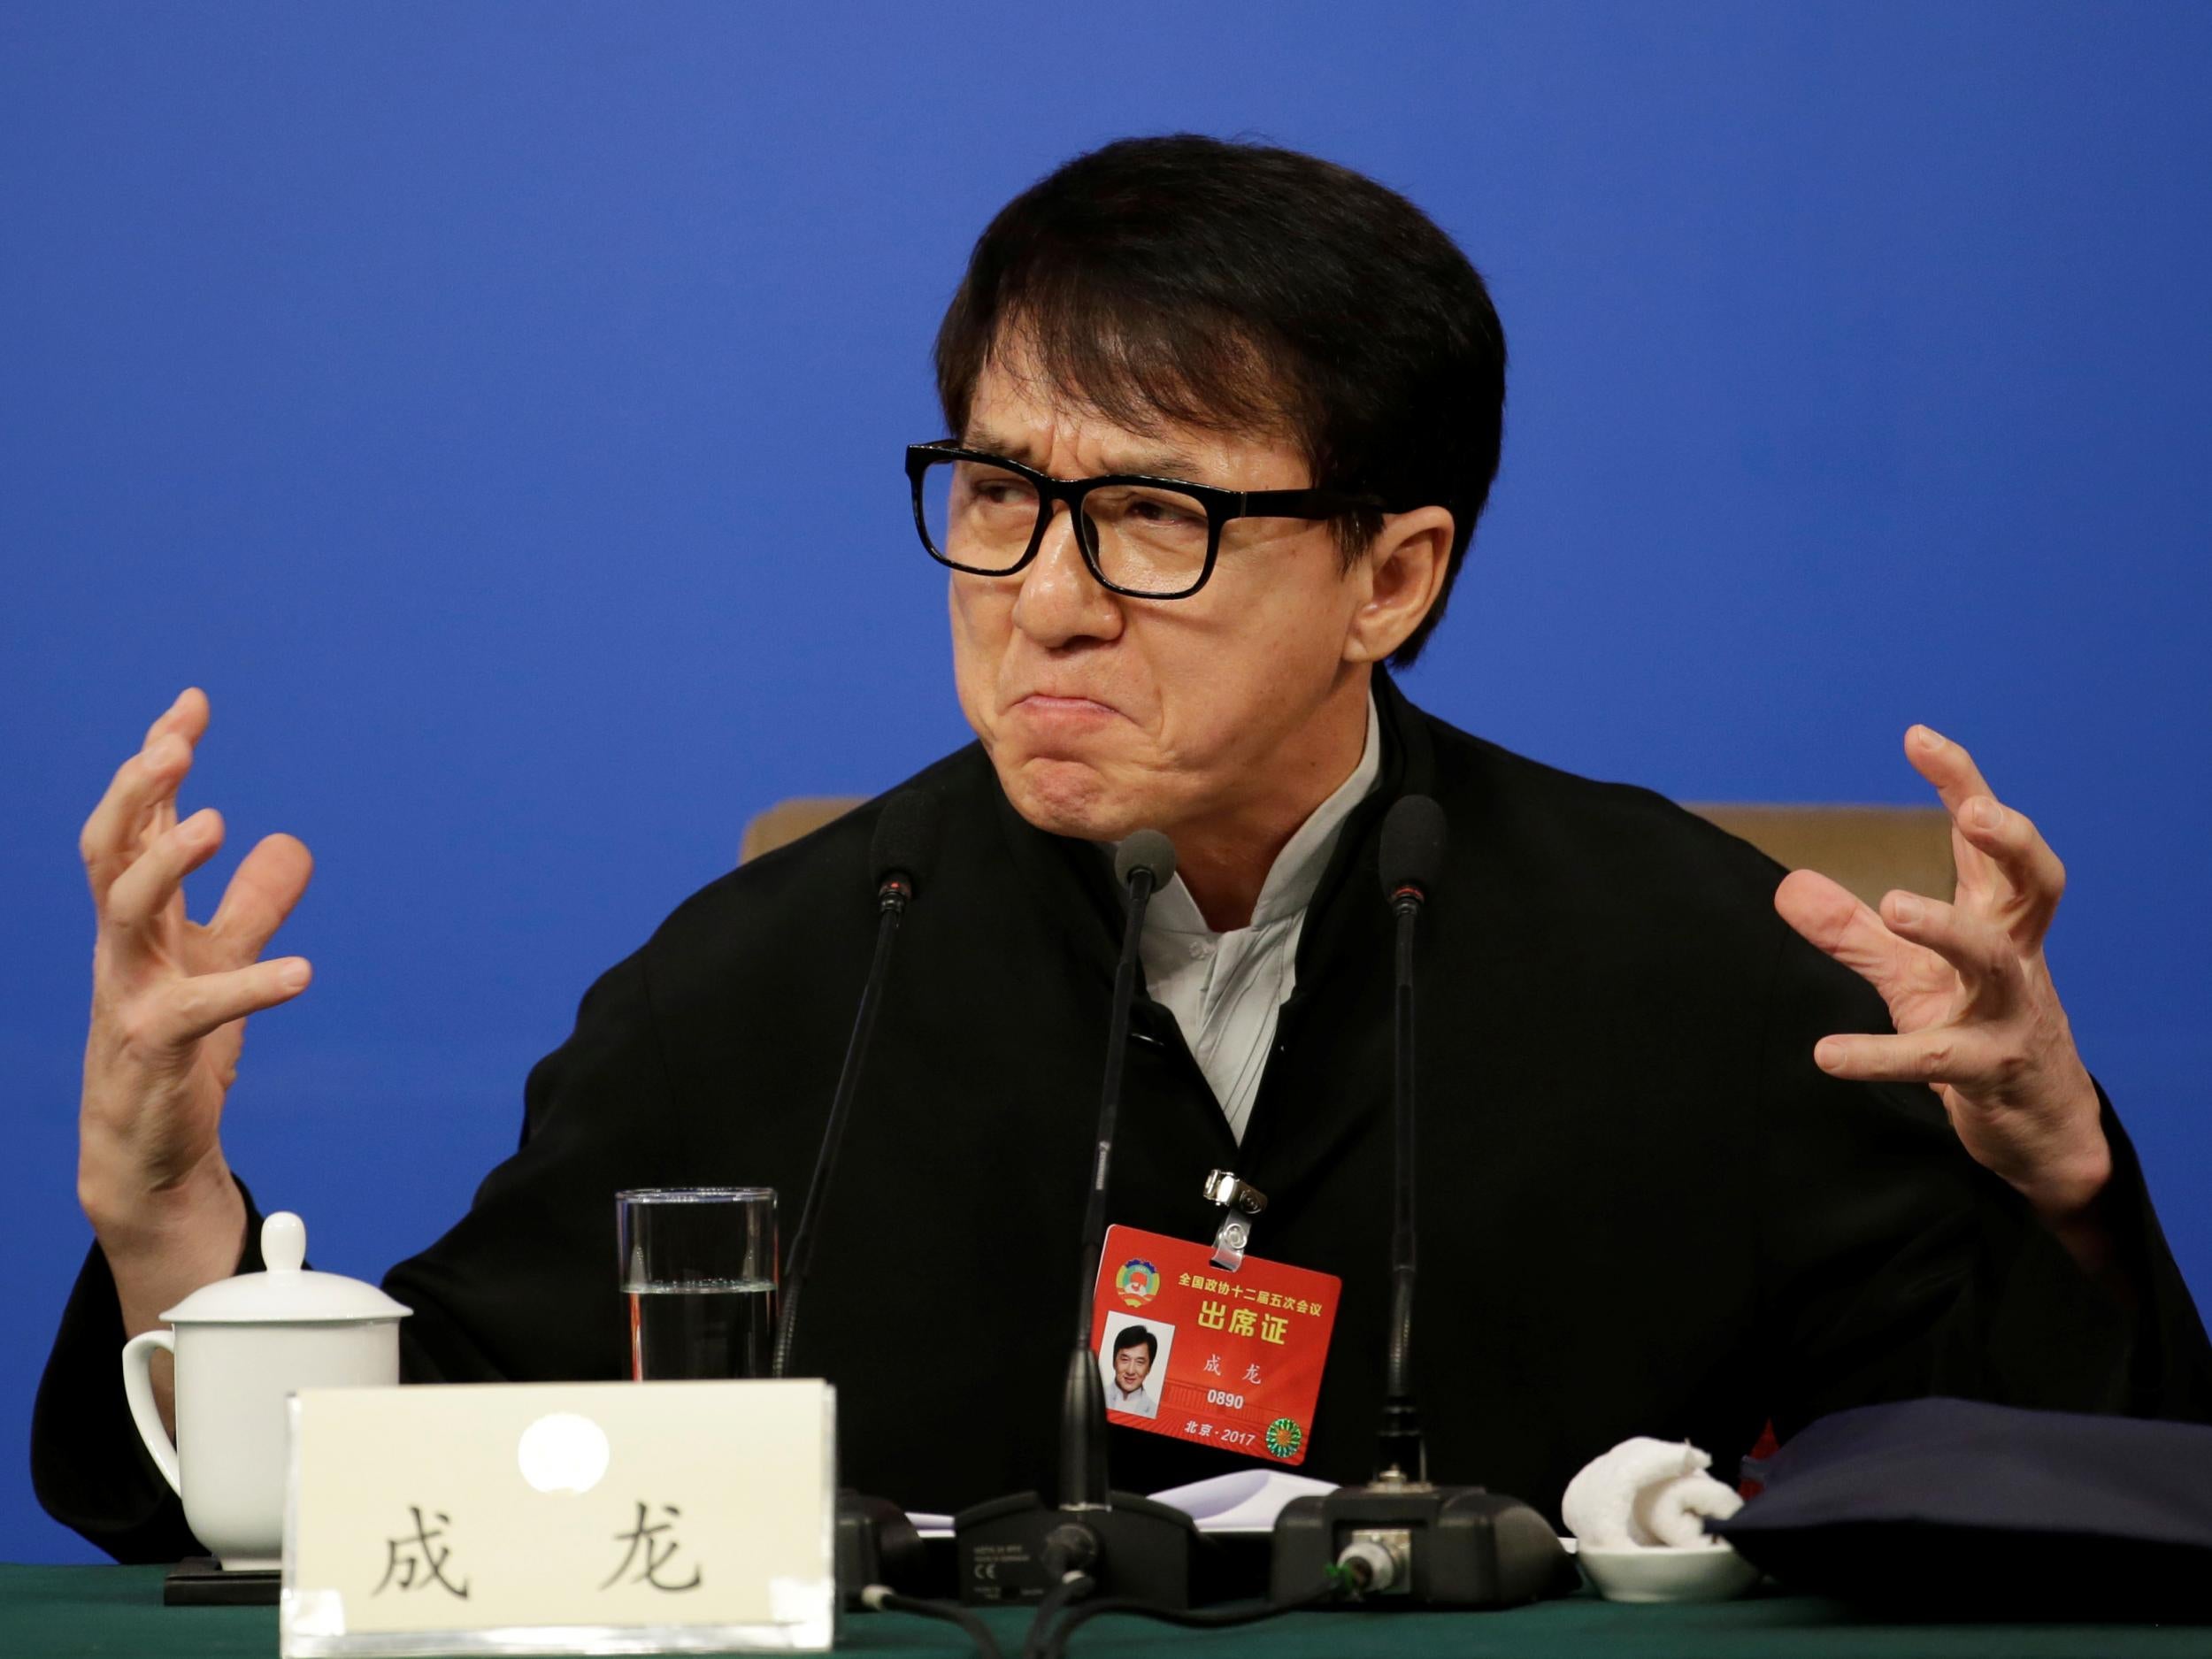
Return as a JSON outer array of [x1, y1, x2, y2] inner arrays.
[[1202, 1169, 1268, 1271]]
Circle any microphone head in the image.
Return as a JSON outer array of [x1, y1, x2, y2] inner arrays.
[[871, 787, 942, 897], [1113, 829, 1178, 894], [1379, 794, 1448, 903]]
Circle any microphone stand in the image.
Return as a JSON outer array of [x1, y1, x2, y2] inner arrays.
[[1377, 887, 1425, 1482], [956, 840, 1201, 1609], [770, 794, 936, 1607], [772, 867, 910, 1383], [1270, 799, 1572, 1609], [1060, 849, 1150, 1510]]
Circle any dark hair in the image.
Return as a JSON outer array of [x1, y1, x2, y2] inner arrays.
[[1111, 1325, 1158, 1363], [934, 134, 1506, 667]]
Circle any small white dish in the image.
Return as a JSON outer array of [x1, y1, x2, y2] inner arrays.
[[1576, 1541, 1759, 1603]]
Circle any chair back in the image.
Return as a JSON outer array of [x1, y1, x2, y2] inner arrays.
[[740, 796, 866, 865], [1686, 804, 1954, 910], [740, 795, 1954, 910]]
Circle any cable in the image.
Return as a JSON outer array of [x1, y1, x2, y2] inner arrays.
[[859, 1585, 1007, 1659], [1021, 1573, 1095, 1659], [1032, 1576, 1350, 1659]]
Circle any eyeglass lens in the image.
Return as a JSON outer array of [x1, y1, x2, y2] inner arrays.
[[918, 457, 1210, 596]]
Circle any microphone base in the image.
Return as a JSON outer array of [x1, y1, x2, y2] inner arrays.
[[1270, 1483, 1576, 1609], [836, 1490, 926, 1609], [953, 1490, 1199, 1608]]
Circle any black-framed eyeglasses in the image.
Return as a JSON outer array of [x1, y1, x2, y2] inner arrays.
[[905, 441, 1420, 600]]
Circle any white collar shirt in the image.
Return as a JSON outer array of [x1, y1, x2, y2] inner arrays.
[[1123, 694, 1383, 1143]]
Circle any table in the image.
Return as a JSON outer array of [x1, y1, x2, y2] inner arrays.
[[7, 1563, 2208, 1658]]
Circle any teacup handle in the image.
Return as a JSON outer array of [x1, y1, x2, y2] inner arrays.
[[120, 1330, 183, 1495]]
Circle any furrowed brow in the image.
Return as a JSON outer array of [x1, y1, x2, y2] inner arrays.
[[958, 425, 1038, 465], [958, 424, 1207, 481]]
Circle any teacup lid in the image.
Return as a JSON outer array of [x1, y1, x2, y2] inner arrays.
[[160, 1212, 412, 1325]]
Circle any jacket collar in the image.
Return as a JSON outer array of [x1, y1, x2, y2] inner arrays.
[[1284, 665, 1428, 1001]]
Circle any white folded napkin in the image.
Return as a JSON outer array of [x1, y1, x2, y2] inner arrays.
[[1562, 1436, 1743, 1549]]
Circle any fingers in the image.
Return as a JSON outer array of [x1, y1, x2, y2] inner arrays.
[[207, 833, 315, 961], [1903, 723, 2004, 896], [1951, 795, 2065, 941], [1810, 887, 2032, 1090], [1902, 724, 1999, 815], [85, 695, 317, 1001], [139, 687, 210, 842], [1876, 888, 2021, 994], [1903, 725, 2066, 942], [105, 808, 227, 933], [82, 740, 196, 902], [81, 692, 207, 902], [1774, 869, 1917, 993], [140, 687, 210, 753], [1813, 1025, 2002, 1087], [121, 957, 314, 1052]]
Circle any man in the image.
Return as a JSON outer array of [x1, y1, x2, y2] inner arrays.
[[38, 135, 2212, 1563], [1105, 1327, 1160, 1420]]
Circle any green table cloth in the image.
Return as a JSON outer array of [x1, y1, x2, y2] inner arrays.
[[6, 1563, 2208, 1658]]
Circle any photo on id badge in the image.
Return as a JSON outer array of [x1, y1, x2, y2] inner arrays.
[[1097, 1311, 1174, 1421]]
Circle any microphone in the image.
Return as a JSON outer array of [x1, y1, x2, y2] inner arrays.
[[1113, 829, 1178, 888], [772, 787, 941, 1380], [956, 828, 1202, 1609], [1377, 795, 1445, 1480], [1271, 795, 1572, 1609], [1380, 793, 1447, 908], [1061, 831, 1175, 1507], [769, 790, 939, 1608]]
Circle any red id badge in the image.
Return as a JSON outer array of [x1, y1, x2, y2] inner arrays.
[[1090, 1224, 1340, 1466]]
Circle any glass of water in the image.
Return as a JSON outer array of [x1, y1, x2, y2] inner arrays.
[[616, 1187, 779, 1380]]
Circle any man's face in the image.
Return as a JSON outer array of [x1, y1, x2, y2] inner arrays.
[[949, 350, 1372, 845], [1114, 1340, 1154, 1392]]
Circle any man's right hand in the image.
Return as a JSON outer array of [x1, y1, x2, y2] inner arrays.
[[79, 688, 315, 1362]]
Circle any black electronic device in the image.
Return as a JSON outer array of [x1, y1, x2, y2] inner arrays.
[[835, 1491, 925, 1600], [955, 831, 1202, 1608], [1269, 795, 1574, 1609], [767, 788, 941, 1610]]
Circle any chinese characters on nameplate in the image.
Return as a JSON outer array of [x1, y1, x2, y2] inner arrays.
[[280, 1380, 835, 1655]]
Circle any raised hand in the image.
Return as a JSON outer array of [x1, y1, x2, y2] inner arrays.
[[78, 689, 314, 1288], [1772, 726, 2108, 1231]]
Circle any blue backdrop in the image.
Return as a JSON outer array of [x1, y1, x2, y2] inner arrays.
[[4, 3, 2208, 1563]]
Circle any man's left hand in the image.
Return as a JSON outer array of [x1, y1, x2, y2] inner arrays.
[[1773, 725, 2109, 1231]]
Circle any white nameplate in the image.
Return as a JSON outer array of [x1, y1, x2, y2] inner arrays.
[[280, 1380, 835, 1655]]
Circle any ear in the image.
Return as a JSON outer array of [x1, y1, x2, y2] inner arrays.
[[1342, 506, 1456, 665]]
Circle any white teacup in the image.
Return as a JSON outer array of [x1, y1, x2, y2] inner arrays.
[[121, 1210, 410, 1571]]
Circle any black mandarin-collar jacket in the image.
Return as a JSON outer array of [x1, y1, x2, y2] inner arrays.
[[36, 674, 2212, 1562]]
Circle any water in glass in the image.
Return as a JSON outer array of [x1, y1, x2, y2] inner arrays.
[[628, 1279, 776, 1380]]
